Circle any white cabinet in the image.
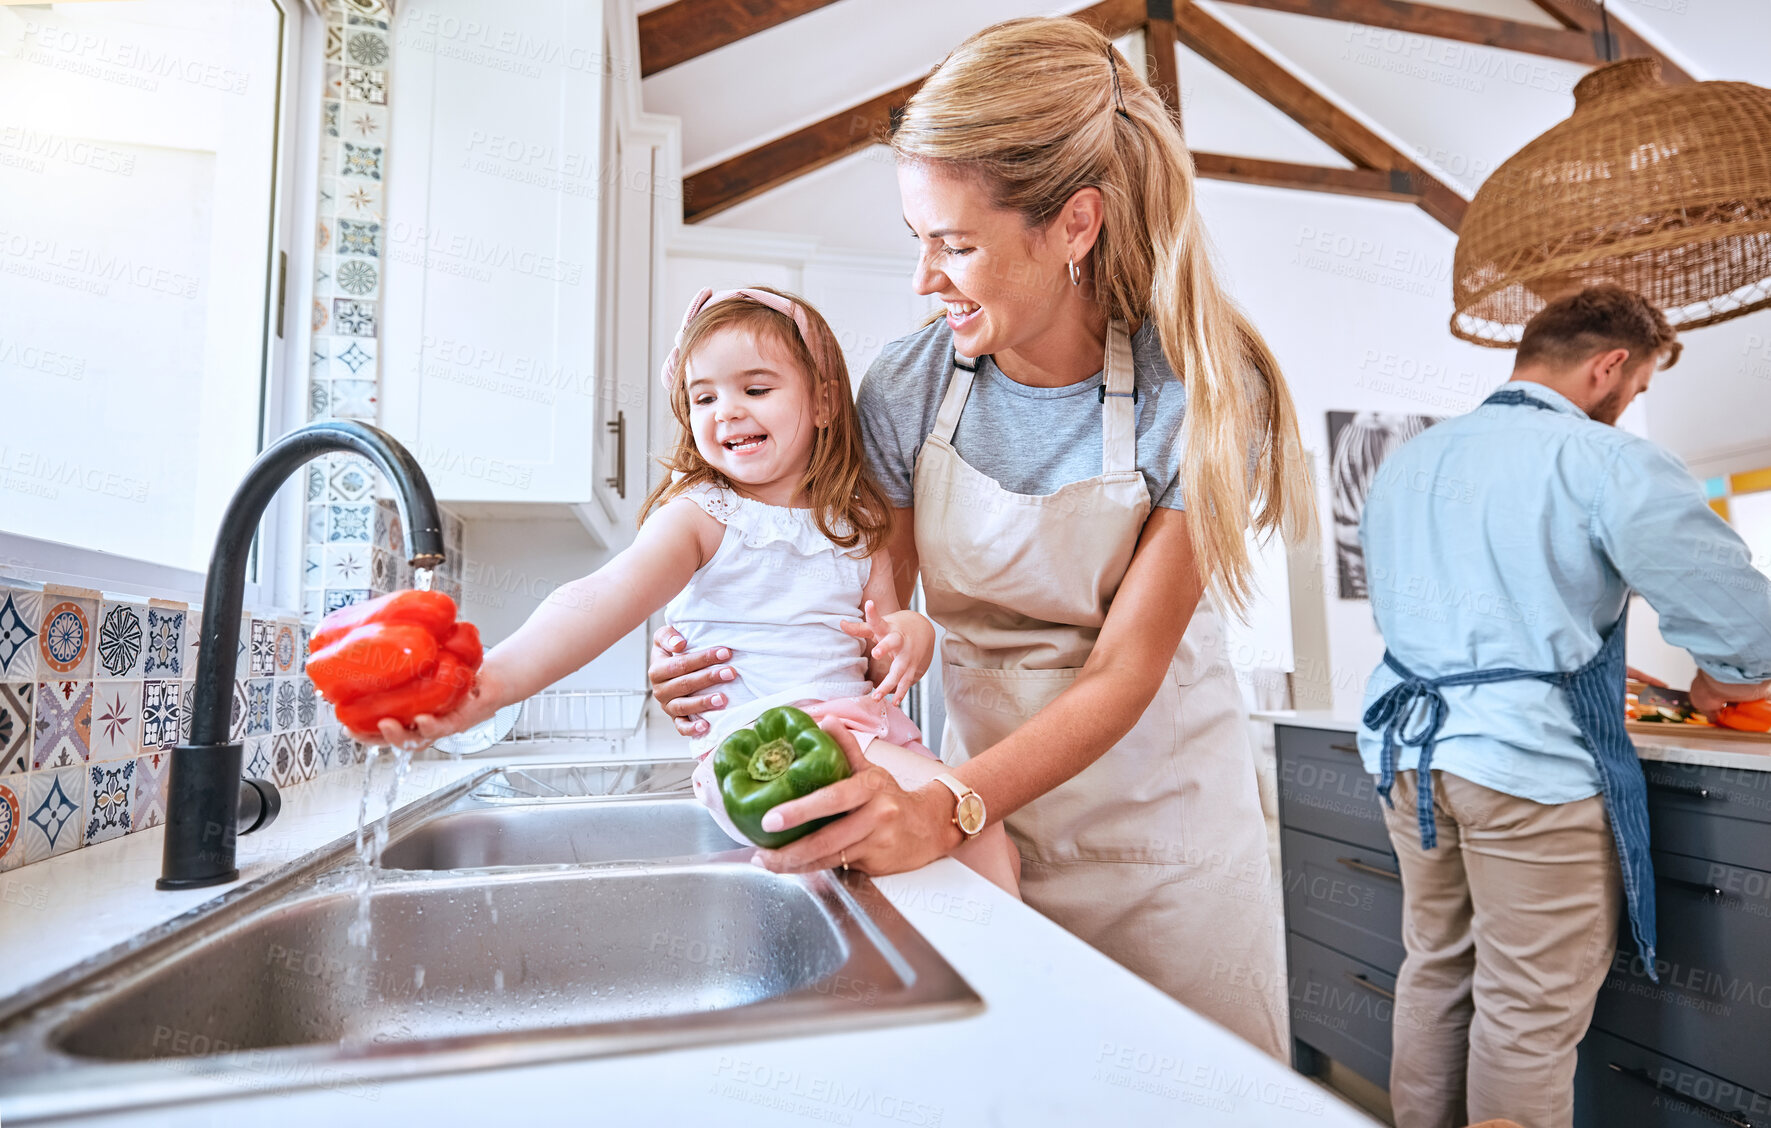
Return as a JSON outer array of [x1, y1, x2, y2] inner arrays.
[[381, 0, 619, 505], [576, 19, 669, 538]]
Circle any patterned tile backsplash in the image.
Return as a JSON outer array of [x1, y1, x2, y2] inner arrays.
[[0, 581, 342, 875], [0, 563, 468, 875], [0, 514, 465, 880]]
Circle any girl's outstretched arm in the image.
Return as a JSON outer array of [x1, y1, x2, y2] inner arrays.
[[370, 498, 719, 744]]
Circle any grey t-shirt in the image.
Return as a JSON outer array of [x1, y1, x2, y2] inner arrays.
[[856, 318, 1188, 511]]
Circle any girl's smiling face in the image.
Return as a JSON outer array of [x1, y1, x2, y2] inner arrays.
[[684, 325, 825, 506]]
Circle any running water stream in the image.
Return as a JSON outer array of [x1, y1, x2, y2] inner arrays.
[[346, 566, 464, 949], [347, 741, 414, 947]]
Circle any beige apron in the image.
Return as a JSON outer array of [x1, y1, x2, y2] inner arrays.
[[914, 322, 1287, 1058]]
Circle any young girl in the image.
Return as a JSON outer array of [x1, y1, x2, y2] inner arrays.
[[363, 286, 1020, 895]]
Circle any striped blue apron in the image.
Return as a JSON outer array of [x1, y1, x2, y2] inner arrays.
[[1362, 389, 1657, 979]]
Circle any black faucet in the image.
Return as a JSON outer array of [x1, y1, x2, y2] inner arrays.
[[157, 421, 446, 890]]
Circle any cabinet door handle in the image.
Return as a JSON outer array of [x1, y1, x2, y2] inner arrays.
[[1608, 1062, 1754, 1127], [1659, 874, 1726, 900], [1343, 972, 1395, 1002], [605, 411, 626, 499], [1328, 742, 1360, 755], [1337, 857, 1401, 882], [1648, 779, 1712, 800]]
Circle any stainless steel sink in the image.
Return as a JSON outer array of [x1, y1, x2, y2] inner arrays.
[[380, 798, 740, 870], [0, 762, 981, 1122], [468, 760, 698, 802]]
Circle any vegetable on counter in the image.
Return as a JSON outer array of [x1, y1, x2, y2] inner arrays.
[[1715, 700, 1771, 733], [712, 706, 851, 849], [306, 589, 482, 731]]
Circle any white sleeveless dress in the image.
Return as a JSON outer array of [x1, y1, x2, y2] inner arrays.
[[662, 482, 875, 757], [666, 482, 1025, 895]]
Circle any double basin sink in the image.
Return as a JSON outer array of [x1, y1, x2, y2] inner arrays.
[[0, 760, 981, 1122]]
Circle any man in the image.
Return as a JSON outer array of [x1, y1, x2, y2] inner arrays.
[[1356, 284, 1771, 1128]]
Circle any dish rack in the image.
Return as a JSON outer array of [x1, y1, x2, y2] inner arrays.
[[506, 688, 649, 746]]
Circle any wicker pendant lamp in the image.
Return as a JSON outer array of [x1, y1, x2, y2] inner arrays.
[[1451, 56, 1771, 347]]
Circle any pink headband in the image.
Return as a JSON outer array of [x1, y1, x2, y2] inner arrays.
[[659, 287, 815, 391]]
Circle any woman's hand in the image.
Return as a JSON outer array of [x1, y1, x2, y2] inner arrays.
[[750, 720, 963, 876], [840, 602, 933, 706], [648, 626, 737, 738], [359, 665, 509, 749]]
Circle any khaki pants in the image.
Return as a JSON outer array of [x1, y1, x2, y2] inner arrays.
[[1382, 770, 1623, 1128]]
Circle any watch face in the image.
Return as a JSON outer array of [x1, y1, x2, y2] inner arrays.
[[956, 793, 986, 835]]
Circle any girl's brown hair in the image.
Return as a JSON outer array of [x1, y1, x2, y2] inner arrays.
[[640, 287, 892, 557], [891, 18, 1316, 613]]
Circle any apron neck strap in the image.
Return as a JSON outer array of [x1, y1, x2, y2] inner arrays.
[[931, 323, 1139, 476], [1101, 321, 1136, 475], [931, 352, 979, 446]]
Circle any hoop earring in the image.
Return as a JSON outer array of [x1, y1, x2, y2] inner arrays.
[[1068, 258, 1081, 287]]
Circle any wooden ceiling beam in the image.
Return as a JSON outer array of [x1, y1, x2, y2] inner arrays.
[[1191, 153, 1423, 201], [1169, 0, 1467, 230], [640, 0, 845, 78], [1145, 16, 1186, 133], [682, 0, 1147, 222], [683, 78, 921, 222], [1214, 0, 1606, 65], [681, 0, 1470, 224], [1526, 0, 1692, 82]]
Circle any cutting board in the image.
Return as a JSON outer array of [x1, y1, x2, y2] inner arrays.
[[1626, 720, 1771, 746]]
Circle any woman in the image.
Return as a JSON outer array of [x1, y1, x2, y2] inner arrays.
[[649, 17, 1314, 1058]]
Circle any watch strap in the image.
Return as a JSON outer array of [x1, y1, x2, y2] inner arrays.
[[934, 773, 971, 803], [934, 773, 984, 838]]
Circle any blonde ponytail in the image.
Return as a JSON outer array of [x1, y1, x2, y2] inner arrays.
[[891, 17, 1316, 614]]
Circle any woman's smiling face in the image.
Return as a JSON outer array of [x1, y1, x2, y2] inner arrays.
[[899, 161, 1076, 360], [684, 325, 822, 505]]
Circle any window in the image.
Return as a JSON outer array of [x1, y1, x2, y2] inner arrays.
[[0, 0, 295, 580]]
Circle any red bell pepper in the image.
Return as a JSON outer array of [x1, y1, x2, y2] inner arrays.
[[309, 590, 458, 652], [306, 589, 483, 732], [305, 622, 438, 703], [335, 651, 474, 733], [440, 621, 482, 669], [1715, 700, 1771, 733]]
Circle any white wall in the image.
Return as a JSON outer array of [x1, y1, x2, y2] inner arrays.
[[458, 513, 645, 692], [1197, 182, 1519, 712]]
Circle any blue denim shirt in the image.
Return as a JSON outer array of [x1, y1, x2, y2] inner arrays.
[[1356, 382, 1771, 804]]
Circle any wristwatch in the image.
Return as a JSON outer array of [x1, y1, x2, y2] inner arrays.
[[934, 773, 987, 839]]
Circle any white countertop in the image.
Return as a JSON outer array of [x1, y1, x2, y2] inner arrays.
[[1252, 709, 1364, 734], [1252, 709, 1771, 772], [0, 747, 1379, 1128]]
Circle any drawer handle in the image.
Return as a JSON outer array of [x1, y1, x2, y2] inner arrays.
[[1329, 742, 1360, 755], [1343, 972, 1395, 1002], [1659, 874, 1726, 900], [1608, 1063, 1754, 1128], [1337, 857, 1401, 882], [1648, 780, 1712, 800]]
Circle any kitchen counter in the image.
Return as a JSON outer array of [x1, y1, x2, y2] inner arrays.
[[1253, 709, 1771, 772], [0, 745, 1378, 1128]]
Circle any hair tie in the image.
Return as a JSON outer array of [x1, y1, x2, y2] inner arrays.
[[659, 287, 816, 391], [1107, 46, 1131, 121]]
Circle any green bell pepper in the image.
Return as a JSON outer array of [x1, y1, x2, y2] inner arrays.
[[712, 706, 851, 849]]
